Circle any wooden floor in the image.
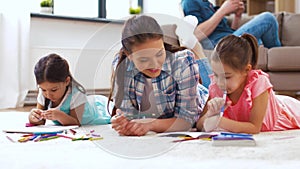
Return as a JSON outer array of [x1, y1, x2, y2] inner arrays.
[[0, 106, 34, 112]]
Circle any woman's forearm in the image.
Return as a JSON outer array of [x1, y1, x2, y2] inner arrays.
[[149, 117, 192, 133]]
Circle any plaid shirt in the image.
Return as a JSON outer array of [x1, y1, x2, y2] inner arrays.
[[112, 49, 208, 124]]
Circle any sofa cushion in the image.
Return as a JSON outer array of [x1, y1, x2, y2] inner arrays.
[[274, 12, 283, 42], [281, 12, 300, 46], [257, 46, 268, 71], [268, 47, 300, 71], [268, 72, 300, 91], [226, 13, 283, 47]]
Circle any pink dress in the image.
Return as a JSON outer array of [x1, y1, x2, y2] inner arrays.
[[209, 69, 300, 131]]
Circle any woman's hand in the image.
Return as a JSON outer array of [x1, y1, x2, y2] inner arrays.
[[111, 109, 152, 136], [122, 120, 151, 136], [111, 109, 130, 135], [29, 108, 44, 122]]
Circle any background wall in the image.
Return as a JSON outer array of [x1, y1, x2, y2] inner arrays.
[[28, 0, 300, 91], [297, 0, 300, 12], [29, 18, 122, 90], [29, 14, 183, 91]]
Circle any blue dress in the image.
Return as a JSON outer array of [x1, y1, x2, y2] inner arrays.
[[37, 86, 112, 125]]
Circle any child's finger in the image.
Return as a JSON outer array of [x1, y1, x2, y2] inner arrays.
[[31, 112, 42, 121], [215, 97, 226, 109], [209, 98, 220, 112]]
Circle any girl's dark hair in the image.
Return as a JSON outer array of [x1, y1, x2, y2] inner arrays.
[[34, 53, 86, 109], [107, 15, 186, 116], [212, 33, 258, 71]]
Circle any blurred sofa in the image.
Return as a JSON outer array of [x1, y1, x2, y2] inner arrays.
[[162, 12, 300, 92], [232, 12, 300, 92]]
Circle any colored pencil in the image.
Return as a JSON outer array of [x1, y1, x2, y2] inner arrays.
[[6, 136, 15, 143]]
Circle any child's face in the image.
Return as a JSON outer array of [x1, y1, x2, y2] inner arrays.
[[38, 77, 70, 105], [128, 38, 166, 78], [211, 61, 249, 95]]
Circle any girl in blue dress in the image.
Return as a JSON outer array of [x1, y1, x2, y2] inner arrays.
[[28, 53, 111, 126]]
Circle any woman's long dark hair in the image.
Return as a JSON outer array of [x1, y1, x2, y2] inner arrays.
[[34, 53, 86, 110], [107, 15, 186, 116]]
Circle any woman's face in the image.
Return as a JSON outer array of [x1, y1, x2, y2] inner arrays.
[[128, 38, 166, 78], [38, 77, 70, 105]]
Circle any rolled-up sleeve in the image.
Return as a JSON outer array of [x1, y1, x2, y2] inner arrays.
[[173, 50, 203, 124]]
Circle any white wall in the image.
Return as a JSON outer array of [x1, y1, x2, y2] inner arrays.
[[29, 13, 189, 91], [143, 0, 183, 18], [297, 0, 300, 13], [29, 0, 300, 91], [30, 17, 123, 90], [54, 0, 98, 17]]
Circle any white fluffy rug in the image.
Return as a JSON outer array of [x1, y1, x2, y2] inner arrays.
[[1, 111, 300, 169]]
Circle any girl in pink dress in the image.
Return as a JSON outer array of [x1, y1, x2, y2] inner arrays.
[[197, 33, 300, 134]]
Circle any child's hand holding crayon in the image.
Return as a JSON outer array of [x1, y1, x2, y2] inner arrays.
[[29, 109, 45, 122]]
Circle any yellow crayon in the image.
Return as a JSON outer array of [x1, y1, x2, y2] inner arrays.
[[89, 137, 103, 141]]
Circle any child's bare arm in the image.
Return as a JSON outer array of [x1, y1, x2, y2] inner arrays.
[[43, 104, 85, 126], [219, 90, 269, 134]]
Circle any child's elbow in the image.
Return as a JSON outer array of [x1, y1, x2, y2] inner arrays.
[[251, 130, 260, 134], [248, 127, 261, 134]]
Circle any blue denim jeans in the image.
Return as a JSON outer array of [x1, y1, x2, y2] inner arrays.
[[196, 58, 212, 89], [233, 12, 281, 48]]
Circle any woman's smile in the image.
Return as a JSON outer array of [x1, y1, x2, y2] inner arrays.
[[147, 68, 160, 73]]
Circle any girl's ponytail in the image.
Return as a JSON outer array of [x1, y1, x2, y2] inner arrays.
[[241, 33, 259, 69]]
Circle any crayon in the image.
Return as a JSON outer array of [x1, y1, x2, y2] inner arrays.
[[38, 136, 59, 142], [6, 136, 15, 143], [56, 134, 74, 139], [89, 137, 103, 141], [69, 129, 77, 135]]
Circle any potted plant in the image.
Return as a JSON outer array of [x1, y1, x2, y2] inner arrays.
[[129, 0, 141, 15], [129, 6, 141, 15], [40, 0, 53, 14]]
